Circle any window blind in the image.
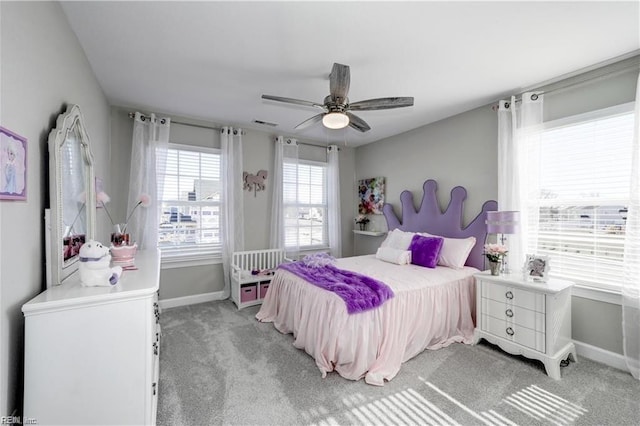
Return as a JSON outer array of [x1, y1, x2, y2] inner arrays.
[[157, 145, 222, 257], [526, 104, 634, 290], [283, 161, 328, 249]]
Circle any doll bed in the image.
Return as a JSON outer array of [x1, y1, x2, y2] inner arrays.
[[256, 180, 497, 385]]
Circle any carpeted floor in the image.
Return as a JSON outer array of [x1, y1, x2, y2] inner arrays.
[[157, 300, 640, 425]]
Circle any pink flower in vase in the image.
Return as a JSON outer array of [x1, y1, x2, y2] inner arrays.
[[483, 243, 508, 262], [96, 190, 151, 245], [96, 190, 117, 229], [122, 193, 151, 234]]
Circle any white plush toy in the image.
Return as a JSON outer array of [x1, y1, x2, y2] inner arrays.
[[78, 240, 122, 287]]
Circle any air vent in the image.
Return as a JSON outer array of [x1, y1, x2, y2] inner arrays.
[[253, 120, 278, 127]]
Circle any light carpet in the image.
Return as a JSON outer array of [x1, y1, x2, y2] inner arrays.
[[157, 300, 640, 425]]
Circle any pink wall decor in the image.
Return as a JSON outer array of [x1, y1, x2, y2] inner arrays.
[[243, 170, 268, 197]]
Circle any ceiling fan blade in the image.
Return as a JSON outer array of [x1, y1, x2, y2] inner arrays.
[[262, 95, 325, 110], [329, 63, 350, 102], [349, 97, 414, 111], [346, 112, 371, 133], [295, 113, 324, 131]]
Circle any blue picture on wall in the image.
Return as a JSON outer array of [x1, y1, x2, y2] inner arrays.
[[0, 126, 27, 201]]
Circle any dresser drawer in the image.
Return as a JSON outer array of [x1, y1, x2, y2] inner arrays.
[[482, 298, 545, 332], [482, 314, 545, 352], [482, 282, 545, 313]]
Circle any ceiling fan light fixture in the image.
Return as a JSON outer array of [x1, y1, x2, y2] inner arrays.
[[322, 112, 349, 129]]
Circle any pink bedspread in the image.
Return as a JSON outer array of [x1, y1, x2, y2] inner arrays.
[[256, 255, 477, 386]]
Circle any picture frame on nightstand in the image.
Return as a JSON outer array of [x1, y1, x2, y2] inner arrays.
[[524, 254, 550, 282]]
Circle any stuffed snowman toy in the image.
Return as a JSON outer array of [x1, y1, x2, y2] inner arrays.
[[78, 240, 122, 287]]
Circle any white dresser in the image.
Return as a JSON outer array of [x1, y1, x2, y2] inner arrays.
[[22, 250, 160, 425], [472, 271, 576, 379]]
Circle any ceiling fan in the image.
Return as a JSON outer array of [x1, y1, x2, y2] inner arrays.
[[261, 63, 414, 132]]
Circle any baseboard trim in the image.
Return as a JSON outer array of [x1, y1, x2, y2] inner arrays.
[[573, 340, 629, 372], [159, 291, 226, 309]]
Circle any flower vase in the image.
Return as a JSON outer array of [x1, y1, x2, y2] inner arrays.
[[359, 223, 367, 231], [489, 260, 501, 276], [111, 224, 130, 246]]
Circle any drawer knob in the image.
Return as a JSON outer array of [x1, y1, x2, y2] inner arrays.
[[505, 309, 514, 318], [506, 327, 515, 336], [505, 291, 514, 300]]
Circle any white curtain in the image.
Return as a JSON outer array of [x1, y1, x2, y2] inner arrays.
[[497, 92, 544, 271], [622, 72, 640, 380], [327, 145, 342, 257], [270, 136, 299, 258], [221, 126, 245, 298], [127, 112, 170, 249]]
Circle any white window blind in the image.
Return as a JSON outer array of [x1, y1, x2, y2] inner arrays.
[[283, 160, 328, 249], [157, 144, 222, 258], [525, 103, 634, 290]]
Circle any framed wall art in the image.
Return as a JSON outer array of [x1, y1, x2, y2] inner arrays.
[[0, 126, 27, 201], [358, 177, 385, 215]]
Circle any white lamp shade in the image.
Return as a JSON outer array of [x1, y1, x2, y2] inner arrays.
[[322, 112, 350, 129]]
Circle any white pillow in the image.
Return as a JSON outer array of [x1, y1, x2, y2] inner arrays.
[[380, 229, 415, 251], [379, 229, 398, 247], [421, 232, 476, 269], [376, 247, 412, 265]]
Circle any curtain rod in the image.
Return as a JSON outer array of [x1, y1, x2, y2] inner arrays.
[[128, 112, 340, 147], [281, 137, 341, 151], [492, 60, 640, 110], [127, 112, 245, 134]]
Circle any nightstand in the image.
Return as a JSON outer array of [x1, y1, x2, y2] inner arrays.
[[472, 271, 577, 379]]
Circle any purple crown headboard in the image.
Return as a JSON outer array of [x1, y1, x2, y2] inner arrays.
[[382, 180, 498, 270]]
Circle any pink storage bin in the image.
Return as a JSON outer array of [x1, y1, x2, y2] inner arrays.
[[240, 284, 257, 303], [259, 282, 270, 299]]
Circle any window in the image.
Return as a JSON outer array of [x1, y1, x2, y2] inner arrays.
[[157, 144, 222, 259], [283, 160, 328, 249], [524, 103, 634, 291]]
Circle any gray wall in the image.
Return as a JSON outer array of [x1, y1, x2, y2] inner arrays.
[[109, 108, 356, 299], [0, 1, 111, 416], [354, 60, 639, 355], [354, 105, 498, 255]]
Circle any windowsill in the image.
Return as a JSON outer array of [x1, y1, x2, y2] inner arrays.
[[161, 254, 222, 269], [283, 246, 331, 260], [298, 246, 331, 254], [572, 284, 622, 305]]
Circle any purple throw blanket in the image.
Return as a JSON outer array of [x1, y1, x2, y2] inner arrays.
[[278, 262, 394, 314]]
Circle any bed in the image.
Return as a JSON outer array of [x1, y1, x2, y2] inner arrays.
[[256, 180, 497, 385]]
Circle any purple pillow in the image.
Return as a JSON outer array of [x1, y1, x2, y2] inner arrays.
[[408, 234, 444, 268]]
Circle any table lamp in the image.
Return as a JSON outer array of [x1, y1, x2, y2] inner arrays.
[[486, 210, 520, 273]]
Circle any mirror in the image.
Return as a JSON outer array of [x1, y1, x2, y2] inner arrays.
[[47, 104, 96, 287]]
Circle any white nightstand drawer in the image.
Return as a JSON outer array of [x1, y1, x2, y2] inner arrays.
[[474, 272, 575, 380], [482, 298, 545, 332], [482, 282, 545, 313], [482, 314, 545, 352]]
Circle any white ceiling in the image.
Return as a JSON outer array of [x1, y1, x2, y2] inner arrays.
[[61, 1, 640, 147]]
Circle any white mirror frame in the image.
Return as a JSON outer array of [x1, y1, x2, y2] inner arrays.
[[46, 104, 96, 287]]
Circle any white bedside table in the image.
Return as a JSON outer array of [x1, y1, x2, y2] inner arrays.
[[472, 271, 577, 379]]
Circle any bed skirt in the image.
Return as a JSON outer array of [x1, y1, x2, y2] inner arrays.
[[256, 266, 476, 386]]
